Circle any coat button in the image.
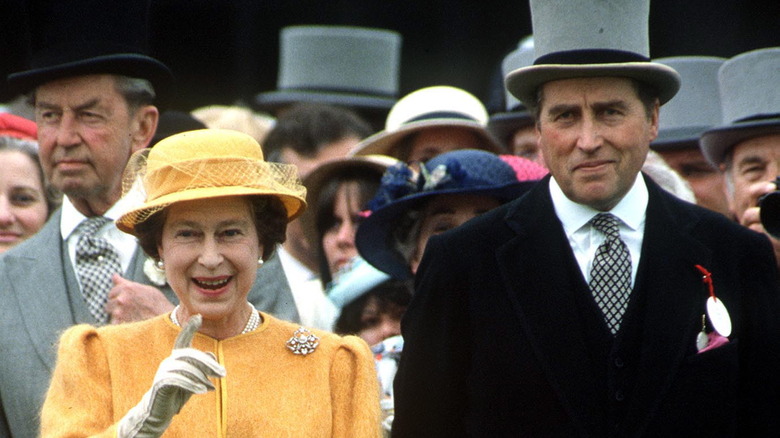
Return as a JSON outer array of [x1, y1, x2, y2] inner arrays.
[[614, 357, 624, 368], [615, 390, 625, 402]]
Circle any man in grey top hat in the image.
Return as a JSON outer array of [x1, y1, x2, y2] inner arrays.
[[650, 56, 733, 219], [392, 1, 780, 436], [700, 47, 780, 270], [488, 35, 542, 164], [0, 1, 298, 436]]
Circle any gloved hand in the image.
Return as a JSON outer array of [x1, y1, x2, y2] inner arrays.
[[117, 314, 226, 438]]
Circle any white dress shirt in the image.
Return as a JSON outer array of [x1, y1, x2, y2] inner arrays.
[[549, 175, 647, 287], [61, 195, 140, 285], [277, 245, 338, 330]]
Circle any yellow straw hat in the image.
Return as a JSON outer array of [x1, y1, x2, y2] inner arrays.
[[117, 128, 307, 235]]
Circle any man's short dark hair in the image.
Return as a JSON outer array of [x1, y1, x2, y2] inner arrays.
[[532, 77, 659, 123], [263, 102, 373, 163]]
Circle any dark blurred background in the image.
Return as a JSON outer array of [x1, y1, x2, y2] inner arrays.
[[1, 0, 778, 112]]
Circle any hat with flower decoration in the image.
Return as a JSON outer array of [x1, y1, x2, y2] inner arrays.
[[348, 85, 505, 159], [355, 149, 547, 279]]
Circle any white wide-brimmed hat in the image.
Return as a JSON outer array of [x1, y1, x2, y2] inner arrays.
[[488, 36, 536, 145], [254, 25, 402, 113], [650, 56, 725, 151], [505, 0, 680, 108], [348, 85, 504, 158], [700, 47, 780, 167]]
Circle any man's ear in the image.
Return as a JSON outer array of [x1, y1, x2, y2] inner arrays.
[[647, 100, 660, 142], [130, 105, 160, 153]]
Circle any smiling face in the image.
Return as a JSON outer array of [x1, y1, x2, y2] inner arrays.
[[537, 77, 659, 211], [158, 196, 261, 334], [410, 193, 501, 274], [0, 150, 49, 253]]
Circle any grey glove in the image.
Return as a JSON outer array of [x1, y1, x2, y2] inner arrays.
[[117, 315, 227, 438]]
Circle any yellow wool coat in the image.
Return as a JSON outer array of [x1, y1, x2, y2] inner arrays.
[[40, 313, 381, 437]]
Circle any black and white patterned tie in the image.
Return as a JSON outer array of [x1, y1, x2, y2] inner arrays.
[[589, 213, 632, 335], [75, 217, 122, 324]]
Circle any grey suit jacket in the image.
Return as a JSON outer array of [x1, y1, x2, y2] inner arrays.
[[0, 209, 300, 438]]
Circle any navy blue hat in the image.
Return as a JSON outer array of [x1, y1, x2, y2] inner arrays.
[[355, 149, 547, 279], [7, 0, 173, 96]]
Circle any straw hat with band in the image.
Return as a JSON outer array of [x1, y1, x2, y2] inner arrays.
[[355, 149, 548, 279], [505, 0, 681, 109], [348, 85, 505, 158], [650, 56, 725, 152], [117, 129, 307, 236], [699, 47, 780, 168]]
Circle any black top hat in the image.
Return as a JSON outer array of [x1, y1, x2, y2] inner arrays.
[[254, 25, 402, 114], [7, 0, 173, 96]]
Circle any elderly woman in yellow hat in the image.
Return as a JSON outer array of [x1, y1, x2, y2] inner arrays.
[[39, 129, 381, 437]]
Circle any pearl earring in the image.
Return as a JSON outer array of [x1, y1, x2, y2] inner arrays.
[[155, 259, 165, 271], [258, 258, 264, 267]]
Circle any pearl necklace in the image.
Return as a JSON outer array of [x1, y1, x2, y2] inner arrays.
[[170, 303, 260, 335]]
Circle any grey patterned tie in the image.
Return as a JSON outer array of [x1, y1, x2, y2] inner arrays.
[[75, 217, 122, 324], [589, 213, 632, 335]]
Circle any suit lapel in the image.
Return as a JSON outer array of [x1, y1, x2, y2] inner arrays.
[[4, 212, 75, 371], [496, 179, 606, 435], [622, 178, 711, 433]]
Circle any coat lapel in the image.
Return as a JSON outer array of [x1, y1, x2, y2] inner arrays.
[[622, 178, 712, 434], [495, 178, 606, 435], [3, 211, 75, 371]]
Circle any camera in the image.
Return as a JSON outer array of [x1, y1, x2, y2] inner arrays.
[[759, 177, 780, 238]]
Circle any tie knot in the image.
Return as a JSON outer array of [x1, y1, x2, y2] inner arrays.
[[76, 216, 112, 237], [591, 213, 621, 240]]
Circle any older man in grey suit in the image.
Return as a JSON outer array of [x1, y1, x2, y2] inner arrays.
[[0, 2, 298, 437]]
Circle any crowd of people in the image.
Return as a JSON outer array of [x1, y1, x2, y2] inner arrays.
[[0, 0, 778, 436]]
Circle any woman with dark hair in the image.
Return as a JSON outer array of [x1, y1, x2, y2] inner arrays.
[[40, 129, 380, 437], [301, 155, 397, 287]]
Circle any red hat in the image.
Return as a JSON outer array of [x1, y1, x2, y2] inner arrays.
[[0, 113, 37, 141]]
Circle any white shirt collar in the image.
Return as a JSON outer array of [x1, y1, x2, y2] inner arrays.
[[60, 194, 141, 240], [550, 173, 648, 237]]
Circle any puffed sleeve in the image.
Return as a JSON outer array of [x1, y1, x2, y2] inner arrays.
[[329, 335, 382, 437], [40, 324, 120, 438]]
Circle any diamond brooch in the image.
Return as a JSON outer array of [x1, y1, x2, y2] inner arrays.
[[286, 327, 319, 356]]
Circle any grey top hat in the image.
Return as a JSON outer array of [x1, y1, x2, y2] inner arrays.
[[488, 36, 536, 144], [651, 56, 725, 151], [505, 0, 680, 107], [700, 47, 780, 167], [254, 25, 402, 112]]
